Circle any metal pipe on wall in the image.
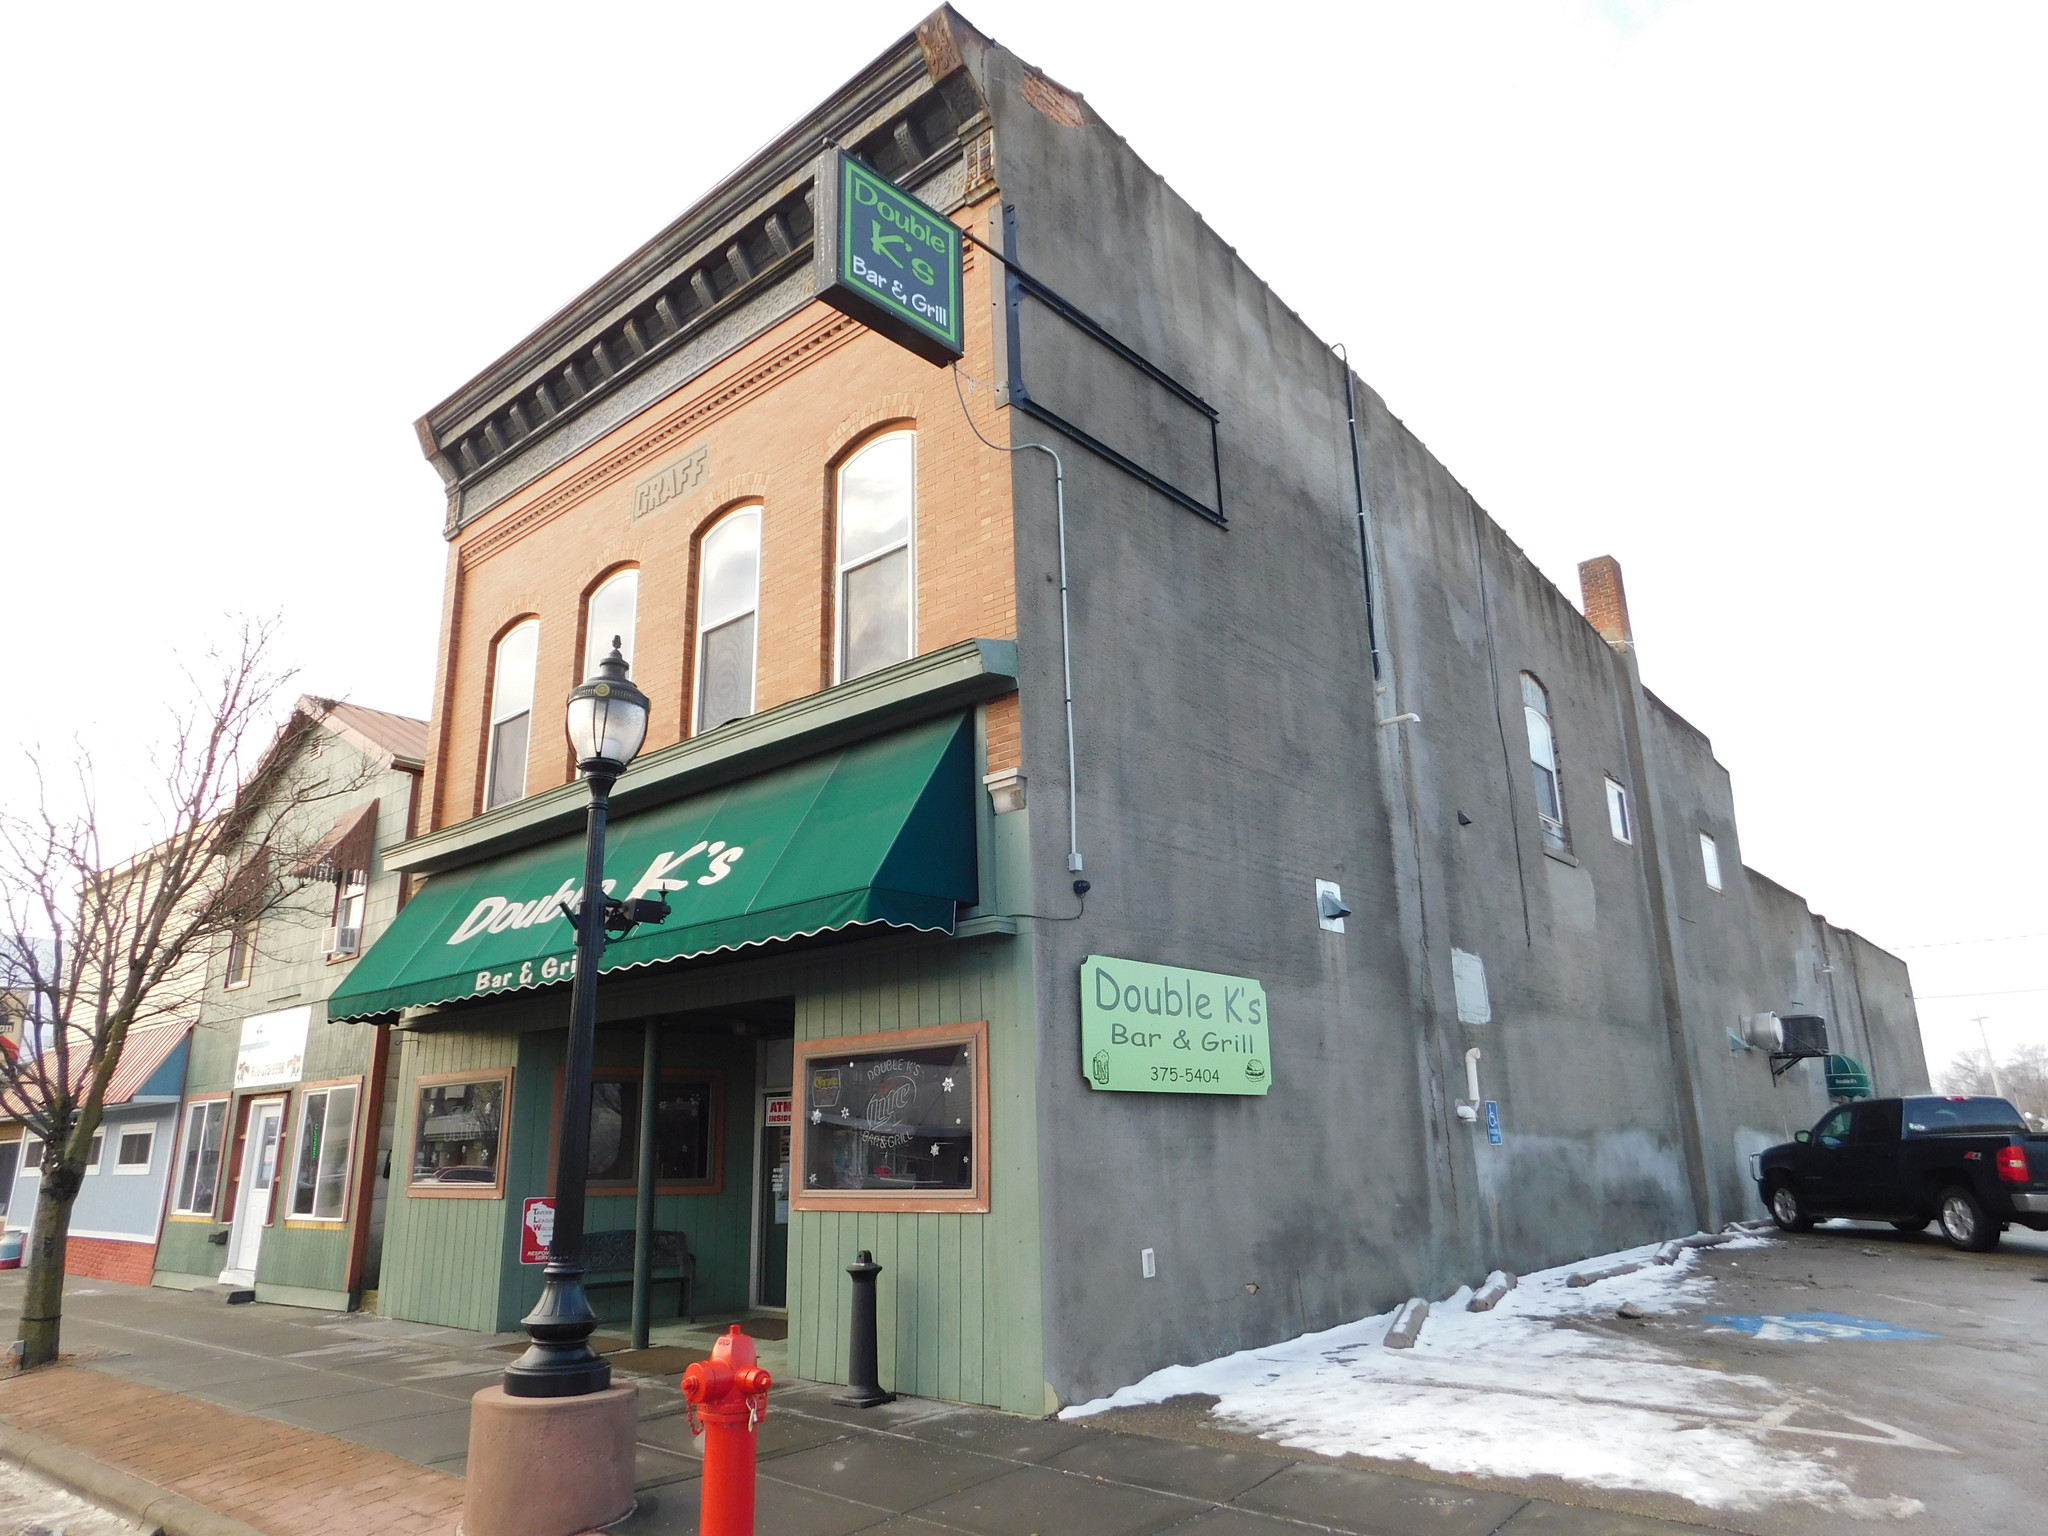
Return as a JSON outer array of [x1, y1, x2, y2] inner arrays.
[[631, 1019, 660, 1350]]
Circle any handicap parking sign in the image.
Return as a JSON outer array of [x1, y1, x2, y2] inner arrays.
[[1484, 1100, 1503, 1145], [1704, 1311, 1936, 1343]]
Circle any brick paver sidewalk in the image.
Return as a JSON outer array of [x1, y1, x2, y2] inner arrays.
[[0, 1365, 463, 1536]]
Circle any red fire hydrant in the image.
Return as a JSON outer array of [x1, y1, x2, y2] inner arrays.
[[681, 1325, 773, 1536]]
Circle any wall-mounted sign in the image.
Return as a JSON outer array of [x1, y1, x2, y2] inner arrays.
[[765, 1095, 792, 1127], [234, 1006, 310, 1089], [1485, 1100, 1504, 1146], [520, 1196, 554, 1265], [813, 149, 964, 366], [1080, 956, 1271, 1095]]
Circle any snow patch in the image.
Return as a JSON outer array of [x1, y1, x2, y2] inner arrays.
[[1062, 1234, 1906, 1517]]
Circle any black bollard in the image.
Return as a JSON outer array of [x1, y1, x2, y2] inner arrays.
[[833, 1250, 895, 1408]]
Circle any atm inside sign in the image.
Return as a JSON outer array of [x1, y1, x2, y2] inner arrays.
[[814, 150, 963, 365]]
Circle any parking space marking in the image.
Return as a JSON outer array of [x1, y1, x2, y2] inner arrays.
[[1703, 1312, 1936, 1342]]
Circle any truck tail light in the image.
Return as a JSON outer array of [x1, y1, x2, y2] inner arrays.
[[1996, 1145, 2030, 1184]]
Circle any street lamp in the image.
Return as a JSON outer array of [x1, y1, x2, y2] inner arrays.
[[503, 638, 664, 1397]]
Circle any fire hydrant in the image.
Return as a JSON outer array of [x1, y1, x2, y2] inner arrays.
[[681, 1325, 773, 1536]]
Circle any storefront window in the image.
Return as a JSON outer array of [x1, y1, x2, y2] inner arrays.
[[172, 1100, 228, 1214], [290, 1084, 359, 1220], [411, 1075, 508, 1194], [587, 1075, 718, 1188], [793, 1023, 988, 1212]]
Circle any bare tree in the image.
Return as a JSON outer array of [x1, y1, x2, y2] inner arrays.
[[0, 622, 357, 1368], [1936, 1042, 2048, 1128]]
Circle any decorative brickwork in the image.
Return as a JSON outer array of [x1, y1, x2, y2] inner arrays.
[[61, 1234, 154, 1286], [427, 210, 1018, 832]]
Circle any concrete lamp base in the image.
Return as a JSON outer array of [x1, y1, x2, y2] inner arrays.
[[462, 1385, 637, 1536]]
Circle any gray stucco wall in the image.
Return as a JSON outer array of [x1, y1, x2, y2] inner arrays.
[[957, 30, 1925, 1405]]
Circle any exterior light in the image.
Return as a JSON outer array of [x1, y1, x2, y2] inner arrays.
[[563, 639, 649, 772]]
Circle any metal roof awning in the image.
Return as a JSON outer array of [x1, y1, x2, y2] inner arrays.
[[327, 714, 977, 1021]]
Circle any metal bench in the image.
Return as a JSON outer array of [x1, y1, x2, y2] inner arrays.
[[580, 1228, 695, 1322]]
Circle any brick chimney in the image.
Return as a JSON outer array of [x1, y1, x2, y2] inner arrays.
[[1578, 555, 1633, 651]]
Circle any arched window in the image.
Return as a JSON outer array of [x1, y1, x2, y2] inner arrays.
[[695, 508, 761, 733], [484, 620, 539, 810], [836, 431, 915, 681], [583, 569, 638, 679], [1520, 672, 1567, 852]]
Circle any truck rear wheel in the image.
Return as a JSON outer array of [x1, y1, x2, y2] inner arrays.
[[1937, 1186, 1999, 1253], [1768, 1181, 1814, 1233]]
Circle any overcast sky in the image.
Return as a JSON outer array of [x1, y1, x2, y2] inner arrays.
[[3, 1, 2041, 1077]]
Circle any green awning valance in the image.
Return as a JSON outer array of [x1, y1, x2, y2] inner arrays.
[[1825, 1054, 1873, 1100], [328, 715, 976, 1021]]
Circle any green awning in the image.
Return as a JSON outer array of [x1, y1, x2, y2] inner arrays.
[[329, 715, 976, 1020], [1825, 1054, 1873, 1100]]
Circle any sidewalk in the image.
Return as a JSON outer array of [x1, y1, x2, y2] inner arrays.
[[0, 1274, 1726, 1536]]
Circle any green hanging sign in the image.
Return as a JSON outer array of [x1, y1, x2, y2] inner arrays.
[[1079, 955, 1272, 1095], [813, 149, 964, 366]]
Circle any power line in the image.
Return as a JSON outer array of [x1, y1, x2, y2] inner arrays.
[[1893, 931, 2048, 951], [1911, 987, 2048, 1001]]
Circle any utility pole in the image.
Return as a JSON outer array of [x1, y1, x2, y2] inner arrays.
[[1971, 1015, 2009, 1101]]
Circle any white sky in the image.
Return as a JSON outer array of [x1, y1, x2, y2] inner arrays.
[[3, 1, 2041, 1078]]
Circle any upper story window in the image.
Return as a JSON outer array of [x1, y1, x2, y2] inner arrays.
[[583, 569, 638, 679], [837, 431, 915, 682], [1700, 832, 1724, 892], [484, 620, 539, 810], [223, 922, 255, 989], [1520, 672, 1567, 852], [1604, 776, 1633, 844], [328, 872, 367, 957], [695, 508, 761, 733]]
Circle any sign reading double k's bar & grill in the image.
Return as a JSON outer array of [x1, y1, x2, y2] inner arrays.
[[1079, 955, 1271, 1095], [813, 149, 964, 366]]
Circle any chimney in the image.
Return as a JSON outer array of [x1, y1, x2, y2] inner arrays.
[[1578, 556, 1633, 651]]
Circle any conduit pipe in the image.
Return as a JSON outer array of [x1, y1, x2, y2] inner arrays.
[[954, 364, 1084, 875]]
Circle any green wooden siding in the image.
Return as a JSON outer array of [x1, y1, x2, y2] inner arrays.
[[370, 931, 1045, 1412], [377, 1029, 519, 1332]]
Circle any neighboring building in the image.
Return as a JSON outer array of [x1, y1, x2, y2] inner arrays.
[[329, 9, 1925, 1412], [1, 1022, 193, 1284], [151, 699, 424, 1310]]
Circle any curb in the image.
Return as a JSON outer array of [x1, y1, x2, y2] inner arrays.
[[0, 1418, 272, 1536]]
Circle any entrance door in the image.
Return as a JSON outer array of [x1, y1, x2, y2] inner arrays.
[[757, 1095, 790, 1308], [222, 1097, 285, 1283]]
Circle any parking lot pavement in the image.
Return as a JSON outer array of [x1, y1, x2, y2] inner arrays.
[[0, 1456, 146, 1535], [1087, 1223, 2048, 1536]]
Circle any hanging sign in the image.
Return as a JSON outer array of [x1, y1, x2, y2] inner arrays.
[[520, 1197, 555, 1265], [813, 149, 964, 366], [1080, 955, 1271, 1095]]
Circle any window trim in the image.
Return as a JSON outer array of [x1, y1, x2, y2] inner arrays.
[[546, 1067, 726, 1198], [224, 922, 256, 990], [19, 1136, 44, 1179], [406, 1069, 513, 1200], [790, 1019, 991, 1215], [1518, 671, 1568, 854], [1700, 832, 1724, 892], [113, 1126, 156, 1176], [482, 618, 541, 812], [692, 506, 763, 735], [1604, 776, 1633, 845], [285, 1076, 364, 1225], [169, 1096, 231, 1219], [833, 430, 918, 685]]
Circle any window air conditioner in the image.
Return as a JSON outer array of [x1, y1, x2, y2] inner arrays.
[[326, 925, 362, 957]]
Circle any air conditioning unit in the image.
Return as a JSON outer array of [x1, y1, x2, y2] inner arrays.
[[1742, 1012, 1783, 1050], [1778, 1015, 1829, 1057], [325, 925, 362, 957]]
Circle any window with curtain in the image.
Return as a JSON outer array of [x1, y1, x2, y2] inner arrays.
[[837, 432, 915, 681], [583, 569, 639, 679], [1520, 672, 1567, 852], [290, 1085, 359, 1220], [485, 620, 539, 809], [695, 509, 760, 733]]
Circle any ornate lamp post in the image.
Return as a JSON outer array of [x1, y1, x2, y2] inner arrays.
[[502, 639, 663, 1397]]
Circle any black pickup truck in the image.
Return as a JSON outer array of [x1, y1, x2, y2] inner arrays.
[[1753, 1095, 2048, 1251]]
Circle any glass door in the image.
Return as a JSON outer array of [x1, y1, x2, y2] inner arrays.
[[225, 1097, 285, 1281], [757, 1095, 790, 1308]]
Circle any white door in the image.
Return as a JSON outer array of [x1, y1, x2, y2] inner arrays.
[[222, 1098, 285, 1283]]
